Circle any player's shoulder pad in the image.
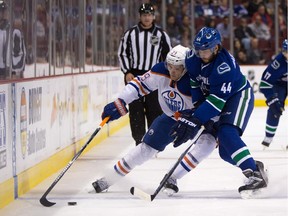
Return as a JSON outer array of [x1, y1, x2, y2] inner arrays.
[[185, 49, 196, 67], [185, 50, 202, 75], [216, 50, 233, 75], [177, 72, 191, 95], [150, 62, 169, 76], [186, 49, 195, 59]]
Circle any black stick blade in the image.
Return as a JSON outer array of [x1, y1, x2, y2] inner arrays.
[[40, 196, 56, 207]]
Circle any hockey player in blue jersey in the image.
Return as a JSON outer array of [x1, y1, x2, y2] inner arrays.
[[169, 27, 268, 198], [89, 45, 217, 194], [259, 39, 287, 148]]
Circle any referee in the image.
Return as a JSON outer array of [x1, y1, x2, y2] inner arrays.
[[118, 3, 172, 145]]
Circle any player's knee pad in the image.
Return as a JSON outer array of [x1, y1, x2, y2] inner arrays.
[[217, 124, 240, 145], [123, 142, 158, 168], [190, 133, 217, 162]]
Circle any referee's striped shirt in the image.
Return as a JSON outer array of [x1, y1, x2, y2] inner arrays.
[[118, 23, 172, 74]]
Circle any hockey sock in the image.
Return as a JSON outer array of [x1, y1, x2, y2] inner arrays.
[[265, 111, 280, 137], [114, 142, 158, 176], [218, 125, 257, 171], [172, 133, 217, 179]]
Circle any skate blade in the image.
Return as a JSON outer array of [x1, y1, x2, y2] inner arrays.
[[85, 185, 104, 194], [85, 185, 97, 194], [86, 188, 108, 194], [239, 188, 264, 199], [162, 188, 176, 197]]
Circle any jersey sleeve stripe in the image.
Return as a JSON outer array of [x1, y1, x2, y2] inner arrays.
[[133, 78, 149, 95], [206, 94, 226, 111], [128, 82, 143, 98], [259, 80, 273, 89], [135, 76, 153, 93], [190, 78, 200, 88]]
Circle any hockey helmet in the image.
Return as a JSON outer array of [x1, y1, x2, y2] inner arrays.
[[0, 1, 7, 10], [193, 27, 222, 51], [139, 3, 155, 15], [166, 45, 190, 81], [166, 45, 189, 66]]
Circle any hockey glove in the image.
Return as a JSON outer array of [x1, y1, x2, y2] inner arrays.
[[266, 96, 284, 118], [173, 109, 195, 120], [102, 98, 128, 122], [203, 120, 218, 138], [169, 114, 202, 147]]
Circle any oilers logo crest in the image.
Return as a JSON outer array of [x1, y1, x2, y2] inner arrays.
[[162, 90, 184, 112]]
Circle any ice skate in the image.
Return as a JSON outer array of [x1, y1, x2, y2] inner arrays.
[[91, 177, 110, 193], [162, 177, 179, 196], [261, 137, 273, 148], [238, 161, 268, 199]]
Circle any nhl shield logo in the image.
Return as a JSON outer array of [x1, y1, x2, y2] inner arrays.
[[150, 35, 159, 46]]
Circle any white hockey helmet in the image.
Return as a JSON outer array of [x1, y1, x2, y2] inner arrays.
[[166, 45, 189, 66], [166, 45, 189, 80]]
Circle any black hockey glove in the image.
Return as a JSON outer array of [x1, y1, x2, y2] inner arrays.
[[203, 120, 218, 138], [266, 96, 284, 118], [102, 98, 128, 122], [169, 113, 202, 148]]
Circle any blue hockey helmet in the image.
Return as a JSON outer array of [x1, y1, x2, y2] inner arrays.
[[282, 39, 288, 52], [193, 27, 222, 51]]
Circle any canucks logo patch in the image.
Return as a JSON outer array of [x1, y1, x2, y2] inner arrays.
[[217, 62, 231, 74], [162, 90, 184, 112]]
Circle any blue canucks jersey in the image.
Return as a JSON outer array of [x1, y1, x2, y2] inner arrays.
[[185, 48, 250, 123], [259, 52, 288, 99]]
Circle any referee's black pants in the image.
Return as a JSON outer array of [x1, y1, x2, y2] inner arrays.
[[128, 90, 162, 145]]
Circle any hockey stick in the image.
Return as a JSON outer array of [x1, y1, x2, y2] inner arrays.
[[40, 117, 109, 207], [130, 126, 204, 202]]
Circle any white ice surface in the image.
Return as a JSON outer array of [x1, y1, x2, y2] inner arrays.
[[1, 107, 287, 216]]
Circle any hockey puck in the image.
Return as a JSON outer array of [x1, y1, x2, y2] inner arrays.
[[67, 201, 77, 206]]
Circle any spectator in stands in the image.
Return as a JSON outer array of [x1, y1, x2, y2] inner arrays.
[[179, 1, 191, 18], [166, 0, 179, 17], [233, 38, 245, 57], [180, 28, 190, 47], [179, 15, 192, 46], [195, 0, 216, 17], [248, 14, 270, 41], [236, 50, 249, 65], [12, 19, 26, 79], [278, 7, 287, 38], [234, 0, 249, 18], [246, 0, 262, 17], [216, 0, 230, 18], [204, 16, 216, 28], [36, 4, 48, 63], [280, 0, 287, 19], [166, 15, 181, 47], [216, 16, 230, 39], [234, 17, 256, 51], [252, 3, 273, 30], [0, 1, 10, 80], [246, 38, 266, 65]]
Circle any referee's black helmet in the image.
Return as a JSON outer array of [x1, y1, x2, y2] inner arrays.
[[138, 3, 154, 15], [0, 1, 7, 10]]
